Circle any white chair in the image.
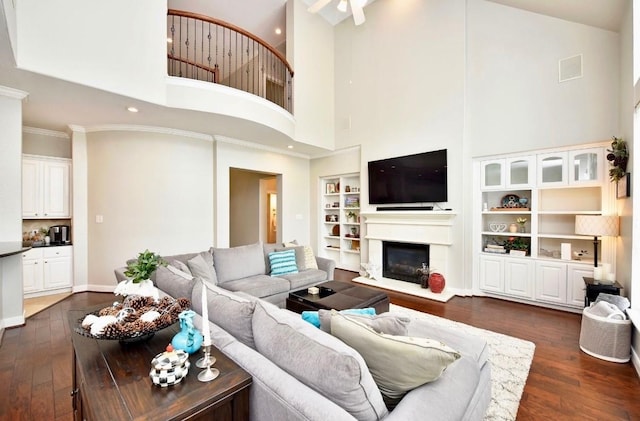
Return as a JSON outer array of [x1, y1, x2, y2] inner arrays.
[[579, 304, 631, 363]]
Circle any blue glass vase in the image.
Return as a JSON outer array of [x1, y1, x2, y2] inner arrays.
[[171, 310, 203, 354]]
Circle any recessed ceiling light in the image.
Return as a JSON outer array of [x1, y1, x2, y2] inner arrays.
[[275, 28, 282, 35], [287, 145, 293, 149], [127, 106, 139, 113], [167, 38, 173, 43]]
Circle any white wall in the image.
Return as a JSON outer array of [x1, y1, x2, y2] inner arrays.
[[466, 0, 620, 157], [22, 128, 71, 158], [288, 0, 335, 149], [85, 129, 215, 289], [215, 140, 310, 248], [0, 88, 27, 329], [16, 0, 167, 104]]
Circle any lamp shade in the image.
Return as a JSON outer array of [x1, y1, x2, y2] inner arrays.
[[575, 215, 619, 237]]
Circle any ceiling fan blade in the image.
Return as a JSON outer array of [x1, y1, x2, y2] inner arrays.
[[349, 0, 365, 25], [308, 0, 332, 14]]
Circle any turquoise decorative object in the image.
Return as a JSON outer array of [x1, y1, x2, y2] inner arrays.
[[171, 310, 203, 354]]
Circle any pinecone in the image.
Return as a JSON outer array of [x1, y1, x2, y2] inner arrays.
[[102, 322, 123, 338], [99, 305, 121, 317], [123, 295, 148, 310], [156, 312, 175, 327], [176, 297, 191, 310], [158, 296, 174, 309]]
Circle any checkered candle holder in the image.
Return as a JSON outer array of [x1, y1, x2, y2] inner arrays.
[[150, 345, 190, 387]]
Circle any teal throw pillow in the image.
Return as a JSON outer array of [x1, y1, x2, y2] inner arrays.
[[269, 249, 298, 276], [302, 307, 376, 328]]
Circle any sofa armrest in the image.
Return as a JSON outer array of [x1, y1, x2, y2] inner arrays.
[[114, 266, 128, 284], [315, 256, 336, 280]]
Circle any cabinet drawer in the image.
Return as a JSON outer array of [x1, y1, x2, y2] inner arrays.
[[43, 246, 73, 258], [23, 248, 44, 260]]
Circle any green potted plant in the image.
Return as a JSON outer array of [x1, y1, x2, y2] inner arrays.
[[346, 211, 357, 223], [606, 136, 628, 182], [115, 250, 166, 297], [124, 249, 166, 283]]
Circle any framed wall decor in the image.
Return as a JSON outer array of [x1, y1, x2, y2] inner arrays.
[[617, 173, 630, 199], [326, 183, 336, 194]]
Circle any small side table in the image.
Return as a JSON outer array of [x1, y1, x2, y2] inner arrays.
[[583, 277, 623, 307]]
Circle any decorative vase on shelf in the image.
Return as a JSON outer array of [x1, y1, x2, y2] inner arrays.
[[418, 263, 430, 289], [508, 223, 518, 233], [429, 273, 446, 294], [171, 310, 203, 354]]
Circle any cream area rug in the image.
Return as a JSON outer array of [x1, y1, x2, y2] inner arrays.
[[389, 304, 535, 421]]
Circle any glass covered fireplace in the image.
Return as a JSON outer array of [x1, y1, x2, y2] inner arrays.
[[382, 241, 430, 284]]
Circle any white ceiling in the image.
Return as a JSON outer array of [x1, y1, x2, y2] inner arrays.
[[0, 0, 630, 156]]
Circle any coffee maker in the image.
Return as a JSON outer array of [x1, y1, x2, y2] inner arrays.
[[49, 225, 71, 245]]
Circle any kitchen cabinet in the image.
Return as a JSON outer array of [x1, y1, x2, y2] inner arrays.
[[22, 246, 73, 296], [22, 155, 71, 219]]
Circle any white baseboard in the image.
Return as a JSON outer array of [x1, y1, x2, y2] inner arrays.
[[631, 347, 640, 378], [73, 284, 115, 294], [3, 313, 25, 328]]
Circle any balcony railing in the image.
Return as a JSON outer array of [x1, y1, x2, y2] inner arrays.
[[167, 9, 294, 113]]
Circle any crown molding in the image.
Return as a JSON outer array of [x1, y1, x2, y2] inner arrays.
[[66, 124, 213, 141], [23, 126, 70, 139], [214, 135, 311, 159], [0, 85, 28, 100]]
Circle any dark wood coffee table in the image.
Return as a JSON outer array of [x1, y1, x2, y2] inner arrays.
[[69, 306, 251, 421], [286, 280, 389, 314]]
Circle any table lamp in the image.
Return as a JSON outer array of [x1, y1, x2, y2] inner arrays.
[[575, 215, 619, 268]]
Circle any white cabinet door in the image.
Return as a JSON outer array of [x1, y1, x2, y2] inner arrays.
[[569, 148, 603, 187], [537, 152, 568, 187], [506, 156, 535, 189], [22, 158, 42, 218], [504, 258, 534, 298], [480, 160, 505, 190], [22, 156, 72, 219], [22, 259, 42, 293], [43, 161, 71, 218], [479, 255, 504, 293], [535, 261, 567, 304], [567, 264, 592, 307], [43, 256, 73, 289]]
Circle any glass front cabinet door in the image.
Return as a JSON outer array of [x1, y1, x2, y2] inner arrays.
[[569, 148, 602, 186], [480, 159, 505, 190], [506, 156, 534, 188], [537, 152, 568, 187]]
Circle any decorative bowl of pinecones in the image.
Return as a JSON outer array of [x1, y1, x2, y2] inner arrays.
[[75, 295, 191, 342]]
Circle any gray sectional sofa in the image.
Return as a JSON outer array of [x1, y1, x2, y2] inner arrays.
[[114, 243, 491, 420], [114, 241, 335, 307]]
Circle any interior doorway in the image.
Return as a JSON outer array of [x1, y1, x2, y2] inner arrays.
[[267, 193, 277, 243], [229, 168, 279, 246]]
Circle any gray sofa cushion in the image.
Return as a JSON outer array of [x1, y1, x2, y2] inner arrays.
[[281, 269, 328, 290], [222, 274, 290, 299], [212, 242, 266, 284], [154, 265, 197, 300], [331, 313, 461, 408], [252, 301, 389, 421], [191, 281, 257, 349], [187, 252, 218, 285]]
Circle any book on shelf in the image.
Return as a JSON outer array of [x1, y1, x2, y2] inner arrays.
[[484, 247, 506, 254], [485, 244, 505, 250]]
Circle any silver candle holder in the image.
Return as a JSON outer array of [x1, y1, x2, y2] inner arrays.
[[197, 345, 219, 382]]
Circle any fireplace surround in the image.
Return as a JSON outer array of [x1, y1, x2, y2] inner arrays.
[[354, 211, 456, 302]]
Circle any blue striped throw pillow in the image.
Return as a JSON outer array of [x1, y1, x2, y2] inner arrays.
[[269, 249, 299, 276]]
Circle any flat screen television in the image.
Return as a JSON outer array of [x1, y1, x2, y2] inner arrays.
[[368, 149, 448, 204]]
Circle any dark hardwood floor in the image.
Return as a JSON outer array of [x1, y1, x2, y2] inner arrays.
[[1, 270, 639, 420]]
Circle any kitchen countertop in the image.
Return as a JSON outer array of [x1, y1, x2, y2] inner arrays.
[[0, 242, 32, 258], [27, 243, 73, 248]]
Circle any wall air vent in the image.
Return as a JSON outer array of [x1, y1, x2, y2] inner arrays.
[[558, 54, 583, 83]]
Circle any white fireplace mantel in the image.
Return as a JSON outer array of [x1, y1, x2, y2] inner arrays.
[[357, 210, 458, 302]]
